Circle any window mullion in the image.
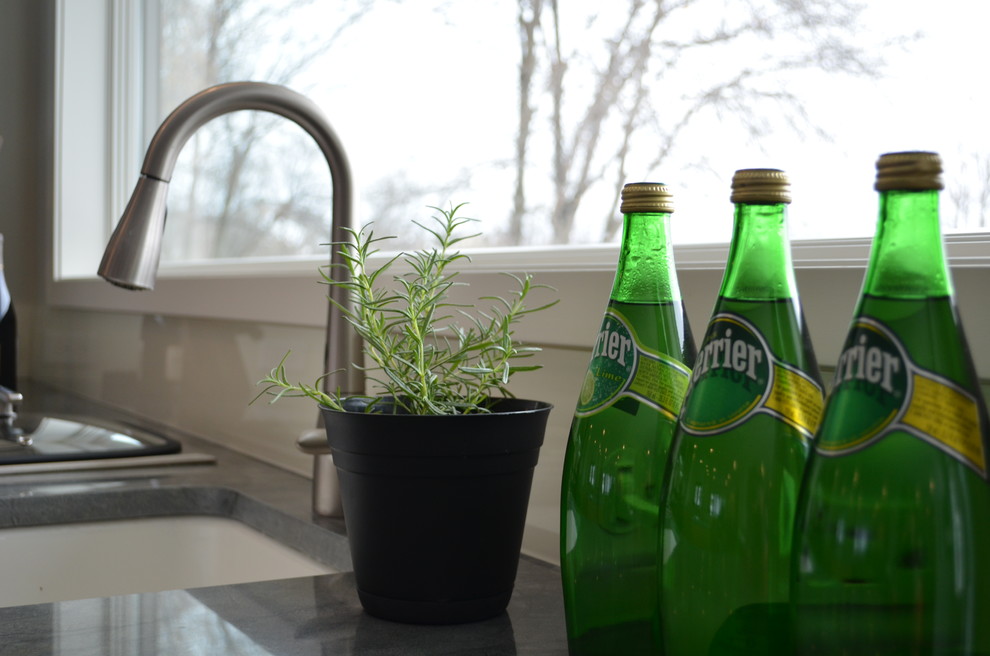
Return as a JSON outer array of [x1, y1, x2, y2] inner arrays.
[[109, 0, 145, 229]]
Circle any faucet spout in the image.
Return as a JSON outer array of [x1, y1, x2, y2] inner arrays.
[[98, 83, 364, 511], [100, 82, 352, 291]]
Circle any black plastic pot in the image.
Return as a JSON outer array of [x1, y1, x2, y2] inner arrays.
[[320, 398, 552, 625]]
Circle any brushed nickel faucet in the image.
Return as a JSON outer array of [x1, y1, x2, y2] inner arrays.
[[99, 82, 363, 516]]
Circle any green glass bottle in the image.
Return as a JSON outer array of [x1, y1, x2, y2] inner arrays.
[[658, 169, 823, 656], [561, 182, 697, 655], [791, 152, 990, 655]]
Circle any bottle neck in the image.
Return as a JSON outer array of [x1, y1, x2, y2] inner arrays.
[[719, 203, 798, 301], [862, 189, 951, 299], [611, 212, 681, 304]]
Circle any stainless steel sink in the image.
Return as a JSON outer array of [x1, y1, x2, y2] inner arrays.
[[0, 411, 182, 464], [0, 384, 183, 466]]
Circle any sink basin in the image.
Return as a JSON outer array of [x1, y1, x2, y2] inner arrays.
[[0, 515, 337, 607]]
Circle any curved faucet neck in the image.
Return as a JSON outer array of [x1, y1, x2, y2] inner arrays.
[[142, 81, 352, 246], [99, 81, 362, 396]]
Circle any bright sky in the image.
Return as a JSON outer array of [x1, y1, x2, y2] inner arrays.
[[162, 0, 990, 253]]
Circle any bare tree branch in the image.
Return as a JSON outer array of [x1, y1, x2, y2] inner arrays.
[[160, 0, 379, 260], [514, 0, 899, 243], [510, 0, 544, 243]]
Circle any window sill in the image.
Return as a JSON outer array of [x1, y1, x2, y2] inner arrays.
[[44, 238, 990, 378], [47, 234, 990, 328]]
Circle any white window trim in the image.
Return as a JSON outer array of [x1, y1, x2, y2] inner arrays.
[[49, 0, 990, 347]]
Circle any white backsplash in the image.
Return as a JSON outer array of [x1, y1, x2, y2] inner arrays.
[[31, 265, 990, 566], [34, 306, 584, 564]]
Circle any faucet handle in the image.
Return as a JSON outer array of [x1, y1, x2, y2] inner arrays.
[[0, 385, 28, 445], [0, 385, 22, 406], [297, 427, 331, 455], [0, 384, 22, 420]]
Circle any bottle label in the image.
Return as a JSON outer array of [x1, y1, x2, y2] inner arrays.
[[816, 317, 986, 476], [575, 309, 691, 419], [680, 313, 823, 439]]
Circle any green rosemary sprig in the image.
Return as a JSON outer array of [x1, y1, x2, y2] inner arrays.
[[256, 204, 557, 415]]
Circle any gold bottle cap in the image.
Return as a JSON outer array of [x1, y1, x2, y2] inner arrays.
[[620, 182, 674, 214], [875, 151, 943, 191], [730, 169, 791, 204]]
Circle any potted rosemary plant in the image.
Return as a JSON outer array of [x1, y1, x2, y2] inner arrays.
[[258, 204, 556, 624]]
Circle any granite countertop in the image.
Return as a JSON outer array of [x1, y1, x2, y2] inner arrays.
[[0, 382, 568, 655]]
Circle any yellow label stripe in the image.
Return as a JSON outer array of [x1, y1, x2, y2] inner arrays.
[[764, 364, 824, 436], [628, 354, 690, 417], [902, 373, 985, 474]]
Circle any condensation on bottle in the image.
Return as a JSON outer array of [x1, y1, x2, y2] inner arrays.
[[791, 151, 990, 655], [658, 168, 822, 656], [561, 182, 695, 656]]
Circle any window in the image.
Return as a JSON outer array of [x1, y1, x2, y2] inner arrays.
[[146, 0, 990, 266], [50, 0, 990, 329]]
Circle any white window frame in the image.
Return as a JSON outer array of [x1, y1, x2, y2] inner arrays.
[[48, 0, 990, 348]]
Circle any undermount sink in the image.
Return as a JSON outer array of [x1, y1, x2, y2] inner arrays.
[[0, 515, 338, 608]]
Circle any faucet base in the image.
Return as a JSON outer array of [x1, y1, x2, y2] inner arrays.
[[297, 427, 343, 517]]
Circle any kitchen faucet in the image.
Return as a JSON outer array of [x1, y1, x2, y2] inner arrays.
[[98, 82, 363, 516]]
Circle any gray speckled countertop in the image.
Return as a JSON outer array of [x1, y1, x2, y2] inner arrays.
[[0, 382, 568, 655]]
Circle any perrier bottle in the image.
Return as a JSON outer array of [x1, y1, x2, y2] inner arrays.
[[791, 151, 990, 655], [658, 169, 823, 655], [561, 182, 696, 655]]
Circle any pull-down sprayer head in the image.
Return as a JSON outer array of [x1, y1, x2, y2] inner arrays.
[[98, 176, 169, 291]]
